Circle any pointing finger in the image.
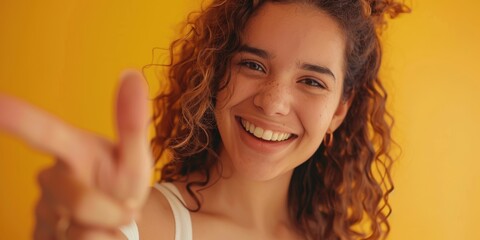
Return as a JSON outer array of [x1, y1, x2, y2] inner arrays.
[[0, 94, 86, 166], [114, 70, 152, 208]]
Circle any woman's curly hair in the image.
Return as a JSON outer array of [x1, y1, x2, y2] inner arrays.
[[149, 0, 410, 239]]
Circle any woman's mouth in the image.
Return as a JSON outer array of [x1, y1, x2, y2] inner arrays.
[[239, 118, 295, 142]]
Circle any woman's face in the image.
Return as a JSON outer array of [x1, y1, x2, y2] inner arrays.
[[215, 2, 350, 181]]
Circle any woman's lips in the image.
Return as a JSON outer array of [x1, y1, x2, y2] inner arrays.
[[235, 116, 297, 154], [239, 117, 294, 142]]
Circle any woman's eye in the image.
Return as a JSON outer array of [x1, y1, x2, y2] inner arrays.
[[240, 61, 266, 73], [299, 78, 326, 89]]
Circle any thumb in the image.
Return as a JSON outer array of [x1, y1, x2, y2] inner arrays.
[[114, 70, 152, 209]]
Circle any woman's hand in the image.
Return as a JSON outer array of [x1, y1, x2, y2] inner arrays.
[[0, 71, 152, 239]]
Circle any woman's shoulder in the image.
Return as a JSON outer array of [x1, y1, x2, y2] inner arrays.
[[135, 185, 176, 240]]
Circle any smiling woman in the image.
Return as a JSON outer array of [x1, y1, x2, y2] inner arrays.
[[0, 0, 410, 240], [214, 3, 348, 182], [151, 0, 409, 239]]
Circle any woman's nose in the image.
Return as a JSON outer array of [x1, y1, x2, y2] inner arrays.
[[253, 79, 291, 116]]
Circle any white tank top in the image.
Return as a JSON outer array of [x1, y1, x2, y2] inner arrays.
[[120, 182, 193, 240]]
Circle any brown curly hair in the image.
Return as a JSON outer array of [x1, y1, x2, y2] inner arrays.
[[149, 0, 410, 239]]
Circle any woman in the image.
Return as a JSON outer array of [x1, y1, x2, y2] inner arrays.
[[0, 0, 409, 239]]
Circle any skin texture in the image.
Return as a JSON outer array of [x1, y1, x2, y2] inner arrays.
[[215, 2, 349, 182], [0, 2, 351, 240], [140, 3, 351, 240], [0, 71, 151, 240], [156, 1, 409, 238]]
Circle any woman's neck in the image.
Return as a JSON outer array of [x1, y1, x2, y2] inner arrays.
[[187, 151, 295, 232]]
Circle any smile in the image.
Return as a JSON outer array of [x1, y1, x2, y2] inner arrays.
[[240, 118, 294, 142]]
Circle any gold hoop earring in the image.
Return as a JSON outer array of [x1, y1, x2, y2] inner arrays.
[[324, 132, 334, 147]]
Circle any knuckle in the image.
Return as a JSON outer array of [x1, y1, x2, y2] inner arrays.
[[33, 218, 51, 240], [69, 191, 95, 224], [34, 200, 56, 232], [36, 167, 60, 203]]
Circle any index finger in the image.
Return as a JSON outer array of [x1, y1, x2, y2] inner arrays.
[[0, 94, 86, 164]]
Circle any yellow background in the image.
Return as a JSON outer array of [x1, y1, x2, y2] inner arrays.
[[0, 0, 478, 239]]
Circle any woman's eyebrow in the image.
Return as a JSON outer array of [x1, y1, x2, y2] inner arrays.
[[300, 63, 336, 81], [238, 44, 271, 59], [239, 44, 336, 81]]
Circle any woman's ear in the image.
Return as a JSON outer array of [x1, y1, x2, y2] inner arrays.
[[328, 95, 353, 133]]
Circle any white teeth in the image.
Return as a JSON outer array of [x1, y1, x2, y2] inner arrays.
[[249, 122, 255, 132], [253, 127, 264, 138], [272, 132, 279, 141], [240, 118, 293, 142], [262, 130, 273, 141]]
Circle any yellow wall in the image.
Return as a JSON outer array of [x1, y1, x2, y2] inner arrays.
[[0, 1, 196, 238], [385, 1, 480, 239], [0, 1, 478, 239]]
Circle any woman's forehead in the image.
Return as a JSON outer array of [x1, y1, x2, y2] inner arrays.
[[240, 2, 346, 78]]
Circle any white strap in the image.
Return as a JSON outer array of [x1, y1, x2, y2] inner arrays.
[[154, 182, 193, 240], [120, 220, 139, 240], [119, 183, 193, 240]]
